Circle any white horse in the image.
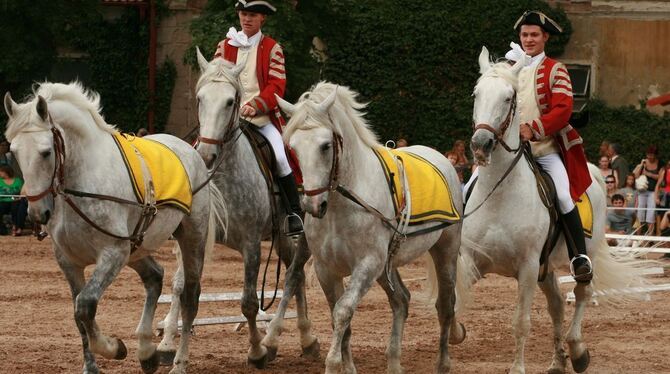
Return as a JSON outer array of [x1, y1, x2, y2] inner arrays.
[[158, 48, 318, 367], [279, 82, 463, 374], [3, 82, 222, 374], [453, 47, 651, 374]]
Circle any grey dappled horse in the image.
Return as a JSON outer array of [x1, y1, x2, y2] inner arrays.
[[159, 48, 318, 368], [3, 82, 223, 374], [281, 82, 463, 374]]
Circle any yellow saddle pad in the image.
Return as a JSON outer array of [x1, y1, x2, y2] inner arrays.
[[112, 133, 192, 214], [576, 192, 593, 238], [373, 148, 460, 225]]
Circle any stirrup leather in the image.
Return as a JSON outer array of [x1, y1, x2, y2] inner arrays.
[[569, 254, 593, 282], [283, 212, 304, 236]]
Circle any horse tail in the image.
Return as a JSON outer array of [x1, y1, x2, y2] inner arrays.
[[421, 253, 439, 305], [205, 181, 227, 262], [454, 250, 479, 317], [590, 237, 658, 305]]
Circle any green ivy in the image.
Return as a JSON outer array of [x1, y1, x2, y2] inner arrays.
[[0, 1, 175, 136]]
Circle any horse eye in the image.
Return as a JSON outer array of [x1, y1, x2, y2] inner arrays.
[[226, 98, 234, 107], [505, 97, 512, 103], [40, 150, 51, 159], [320, 142, 331, 153]]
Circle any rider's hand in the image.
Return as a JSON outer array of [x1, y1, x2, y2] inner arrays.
[[519, 123, 534, 141], [241, 104, 256, 117]]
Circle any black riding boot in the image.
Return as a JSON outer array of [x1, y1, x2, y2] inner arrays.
[[277, 173, 304, 236], [561, 207, 593, 283]]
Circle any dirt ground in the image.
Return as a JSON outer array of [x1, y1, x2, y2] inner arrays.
[[1, 235, 669, 374]]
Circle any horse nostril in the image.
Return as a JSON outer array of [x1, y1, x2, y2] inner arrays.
[[318, 201, 328, 217]]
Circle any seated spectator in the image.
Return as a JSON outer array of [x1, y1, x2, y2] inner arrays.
[[0, 165, 27, 236], [605, 175, 617, 206], [395, 138, 408, 148], [137, 128, 149, 137], [607, 194, 635, 236]]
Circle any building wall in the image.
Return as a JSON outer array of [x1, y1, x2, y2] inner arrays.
[[554, 0, 670, 108]]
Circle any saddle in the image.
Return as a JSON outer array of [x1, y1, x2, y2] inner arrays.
[[240, 120, 278, 183]]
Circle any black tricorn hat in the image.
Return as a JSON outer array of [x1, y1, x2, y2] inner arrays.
[[514, 11, 563, 35], [235, 0, 276, 15]]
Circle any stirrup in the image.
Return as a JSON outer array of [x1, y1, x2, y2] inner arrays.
[[283, 213, 304, 237], [570, 254, 593, 283]]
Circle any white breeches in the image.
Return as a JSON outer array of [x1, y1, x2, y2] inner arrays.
[[535, 153, 574, 214], [463, 153, 575, 214], [257, 123, 292, 177]]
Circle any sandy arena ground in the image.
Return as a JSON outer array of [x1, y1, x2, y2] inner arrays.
[[1, 235, 669, 373]]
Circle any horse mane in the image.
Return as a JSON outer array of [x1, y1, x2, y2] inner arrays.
[[5, 81, 115, 140], [477, 62, 519, 91], [196, 58, 241, 93], [283, 81, 381, 149]]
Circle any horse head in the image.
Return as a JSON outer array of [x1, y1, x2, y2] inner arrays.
[[194, 47, 246, 167], [4, 92, 57, 224], [471, 46, 526, 166]]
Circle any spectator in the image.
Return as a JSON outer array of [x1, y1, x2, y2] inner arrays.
[[617, 173, 638, 209], [396, 138, 408, 148], [0, 165, 27, 236], [660, 210, 670, 259], [598, 155, 618, 187], [445, 151, 464, 184], [449, 140, 472, 171], [608, 143, 629, 189], [633, 145, 661, 235], [606, 193, 635, 235], [137, 128, 149, 137], [599, 140, 611, 158], [0, 139, 21, 178], [605, 175, 617, 206]]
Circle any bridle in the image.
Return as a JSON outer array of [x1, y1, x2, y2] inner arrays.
[[303, 132, 343, 197], [472, 92, 520, 153]]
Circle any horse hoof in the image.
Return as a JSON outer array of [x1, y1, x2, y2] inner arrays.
[[114, 339, 128, 360], [449, 322, 467, 345], [158, 350, 176, 366], [140, 350, 161, 374], [571, 349, 590, 373], [301, 339, 321, 359], [248, 354, 269, 369], [266, 346, 278, 362]]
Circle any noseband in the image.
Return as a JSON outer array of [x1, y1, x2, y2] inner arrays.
[[303, 132, 343, 197], [473, 93, 519, 153]]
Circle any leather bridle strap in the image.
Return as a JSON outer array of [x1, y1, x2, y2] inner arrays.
[[473, 94, 518, 153], [303, 132, 343, 197]]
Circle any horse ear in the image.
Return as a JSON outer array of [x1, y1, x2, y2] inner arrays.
[[36, 95, 48, 122], [317, 86, 338, 115], [478, 46, 491, 74], [196, 46, 209, 72], [230, 51, 248, 78], [275, 94, 296, 117], [4, 92, 16, 118]]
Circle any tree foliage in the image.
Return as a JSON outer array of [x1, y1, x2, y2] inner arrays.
[[0, 1, 175, 136]]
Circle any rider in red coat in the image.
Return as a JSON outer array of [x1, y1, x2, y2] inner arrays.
[[214, 0, 303, 236], [515, 10, 593, 282]]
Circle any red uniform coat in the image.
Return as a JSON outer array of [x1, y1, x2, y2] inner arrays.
[[528, 57, 592, 200], [214, 35, 302, 182]]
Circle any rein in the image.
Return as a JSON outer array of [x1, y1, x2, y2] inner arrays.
[[27, 115, 161, 252]]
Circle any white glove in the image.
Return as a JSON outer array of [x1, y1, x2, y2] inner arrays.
[[504, 42, 528, 63]]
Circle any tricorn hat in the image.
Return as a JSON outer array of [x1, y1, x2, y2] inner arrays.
[[514, 10, 563, 35], [235, 0, 276, 15]]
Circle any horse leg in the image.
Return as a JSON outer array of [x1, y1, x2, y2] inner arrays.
[[262, 235, 319, 361], [566, 281, 593, 373], [128, 256, 165, 374], [75, 248, 128, 362], [321, 258, 378, 374], [509, 267, 538, 374], [157, 249, 183, 365], [53, 248, 99, 373], [538, 272, 567, 374], [377, 268, 410, 374], [240, 242, 269, 368], [168, 222, 206, 374], [314, 261, 350, 374], [429, 232, 459, 374]]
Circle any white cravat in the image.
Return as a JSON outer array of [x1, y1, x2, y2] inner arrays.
[[226, 27, 262, 48]]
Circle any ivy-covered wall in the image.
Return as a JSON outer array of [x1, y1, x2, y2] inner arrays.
[[0, 2, 176, 136]]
